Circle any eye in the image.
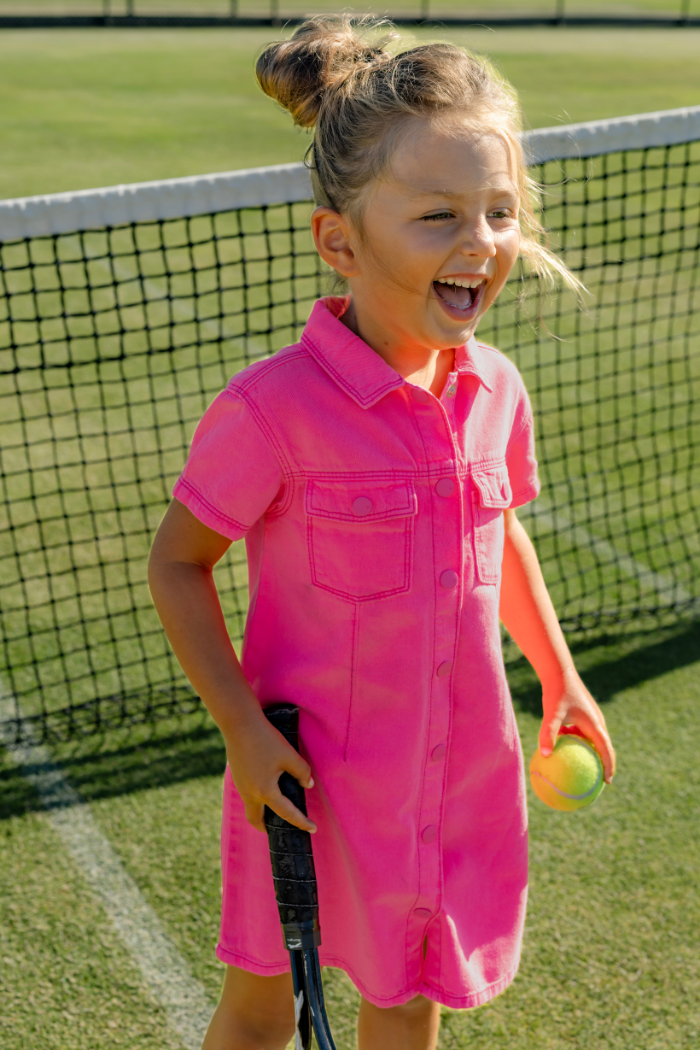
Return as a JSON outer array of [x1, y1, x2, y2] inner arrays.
[[489, 207, 517, 220], [421, 211, 454, 222]]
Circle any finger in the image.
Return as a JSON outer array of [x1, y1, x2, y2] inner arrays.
[[268, 791, 317, 834], [587, 727, 616, 783], [566, 711, 615, 783], [244, 800, 266, 833], [284, 749, 314, 790], [539, 714, 562, 757]]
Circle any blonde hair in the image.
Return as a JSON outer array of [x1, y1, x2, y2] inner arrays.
[[257, 15, 583, 297]]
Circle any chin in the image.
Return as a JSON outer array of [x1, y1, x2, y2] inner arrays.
[[439, 322, 478, 347]]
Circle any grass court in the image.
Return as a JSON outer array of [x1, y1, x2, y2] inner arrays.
[[1, 23, 699, 1050]]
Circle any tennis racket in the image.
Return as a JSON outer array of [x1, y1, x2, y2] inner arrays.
[[263, 703, 337, 1050]]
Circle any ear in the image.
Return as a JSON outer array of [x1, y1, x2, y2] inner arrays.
[[311, 207, 360, 278]]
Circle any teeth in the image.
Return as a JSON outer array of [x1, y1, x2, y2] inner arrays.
[[436, 277, 485, 289]]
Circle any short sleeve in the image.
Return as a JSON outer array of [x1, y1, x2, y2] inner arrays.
[[506, 385, 540, 509], [173, 389, 285, 541]]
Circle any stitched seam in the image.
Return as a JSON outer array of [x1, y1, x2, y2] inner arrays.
[[472, 494, 504, 584], [307, 517, 415, 603], [343, 604, 359, 763], [307, 508, 414, 522], [267, 466, 477, 481], [302, 331, 403, 406], [231, 387, 294, 478], [318, 954, 424, 1005], [511, 480, 540, 500], [294, 467, 466, 480], [469, 457, 507, 473], [175, 477, 249, 534], [305, 479, 417, 521], [227, 346, 308, 394], [421, 962, 520, 1002], [207, 388, 295, 519], [507, 412, 532, 451], [409, 402, 432, 922], [216, 946, 288, 970]]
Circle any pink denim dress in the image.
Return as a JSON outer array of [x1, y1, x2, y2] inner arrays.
[[174, 296, 540, 1009]]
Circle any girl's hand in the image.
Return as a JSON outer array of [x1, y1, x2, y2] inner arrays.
[[539, 669, 616, 784], [225, 710, 317, 835], [148, 501, 316, 835]]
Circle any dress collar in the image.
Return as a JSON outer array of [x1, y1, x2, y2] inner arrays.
[[301, 296, 493, 409]]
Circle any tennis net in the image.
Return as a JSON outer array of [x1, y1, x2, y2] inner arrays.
[[1, 105, 699, 743]]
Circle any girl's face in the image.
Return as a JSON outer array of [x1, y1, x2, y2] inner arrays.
[[344, 117, 521, 355]]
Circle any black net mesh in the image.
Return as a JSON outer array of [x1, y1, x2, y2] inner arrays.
[[1, 139, 699, 743]]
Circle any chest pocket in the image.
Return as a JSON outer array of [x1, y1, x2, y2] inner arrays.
[[471, 465, 512, 585], [306, 479, 417, 601]]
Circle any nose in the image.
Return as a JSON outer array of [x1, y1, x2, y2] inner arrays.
[[458, 215, 496, 258]]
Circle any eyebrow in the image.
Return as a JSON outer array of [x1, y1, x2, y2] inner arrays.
[[403, 184, 519, 200]]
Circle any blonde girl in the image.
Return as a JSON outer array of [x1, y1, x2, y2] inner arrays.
[[149, 17, 615, 1050]]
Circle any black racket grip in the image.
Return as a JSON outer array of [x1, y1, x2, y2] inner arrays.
[[263, 703, 321, 951]]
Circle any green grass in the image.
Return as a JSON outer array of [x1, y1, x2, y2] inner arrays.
[[2, 622, 699, 1048], [0, 798, 182, 1048], [0, 27, 699, 198]]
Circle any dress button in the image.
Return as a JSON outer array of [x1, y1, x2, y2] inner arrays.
[[440, 569, 459, 590], [414, 907, 432, 917], [421, 825, 437, 844], [352, 496, 373, 516], [435, 477, 455, 498], [431, 743, 447, 762], [436, 661, 452, 678], [411, 386, 429, 403]]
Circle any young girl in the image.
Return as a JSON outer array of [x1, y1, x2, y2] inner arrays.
[[149, 17, 615, 1050]]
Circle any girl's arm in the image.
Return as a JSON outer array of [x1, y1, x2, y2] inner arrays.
[[500, 508, 616, 782], [148, 498, 316, 833]]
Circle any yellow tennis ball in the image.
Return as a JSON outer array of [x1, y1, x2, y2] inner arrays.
[[529, 733, 605, 812]]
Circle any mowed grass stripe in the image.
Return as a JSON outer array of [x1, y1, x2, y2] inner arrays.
[[2, 28, 700, 200], [0, 683, 215, 1050]]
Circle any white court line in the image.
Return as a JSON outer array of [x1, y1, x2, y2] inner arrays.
[[0, 686, 215, 1050], [519, 498, 693, 605]]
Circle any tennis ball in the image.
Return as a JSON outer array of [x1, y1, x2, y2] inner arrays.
[[529, 733, 604, 812]]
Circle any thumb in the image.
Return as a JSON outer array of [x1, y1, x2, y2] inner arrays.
[[539, 714, 562, 758]]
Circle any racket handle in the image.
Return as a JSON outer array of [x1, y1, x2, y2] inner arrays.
[[263, 703, 321, 952]]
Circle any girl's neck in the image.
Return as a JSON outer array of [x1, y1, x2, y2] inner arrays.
[[340, 298, 455, 397]]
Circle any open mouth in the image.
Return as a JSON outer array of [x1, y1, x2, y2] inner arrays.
[[433, 277, 486, 315]]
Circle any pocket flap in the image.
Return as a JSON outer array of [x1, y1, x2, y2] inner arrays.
[[306, 479, 417, 522], [472, 467, 512, 509]]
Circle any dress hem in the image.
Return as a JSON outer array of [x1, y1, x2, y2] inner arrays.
[[215, 944, 520, 1011]]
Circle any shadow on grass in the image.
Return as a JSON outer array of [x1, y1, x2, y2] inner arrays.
[[2, 618, 698, 822], [0, 717, 226, 822], [508, 616, 700, 717]]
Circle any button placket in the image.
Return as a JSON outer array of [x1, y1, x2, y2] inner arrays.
[[435, 477, 455, 498], [410, 386, 430, 404], [406, 390, 462, 915]]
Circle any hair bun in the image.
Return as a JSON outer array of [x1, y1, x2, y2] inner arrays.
[[256, 15, 391, 129]]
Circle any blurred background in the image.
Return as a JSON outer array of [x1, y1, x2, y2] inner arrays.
[[0, 1, 699, 22], [2, 22, 699, 198]]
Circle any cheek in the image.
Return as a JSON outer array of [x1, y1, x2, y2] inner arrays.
[[497, 230, 521, 276], [362, 235, 429, 296], [493, 232, 520, 289]]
